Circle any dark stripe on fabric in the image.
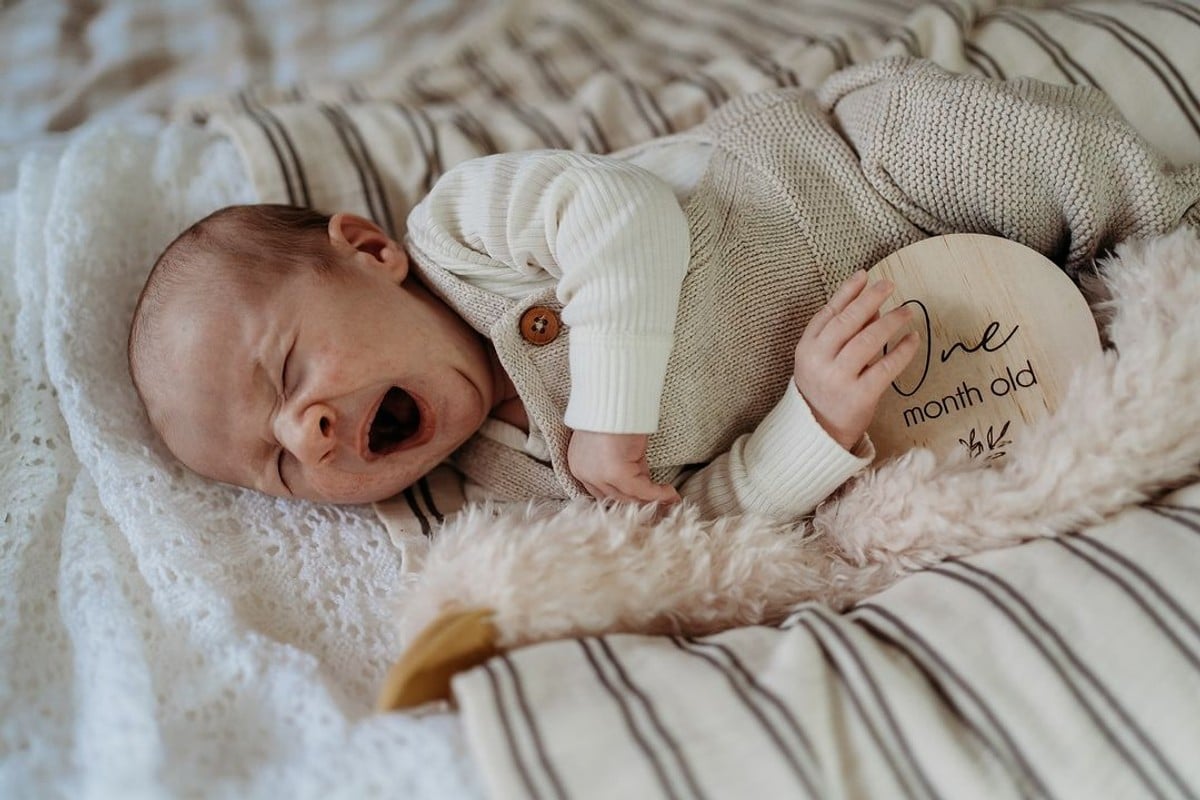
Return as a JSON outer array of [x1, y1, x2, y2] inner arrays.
[[499, 655, 569, 800], [895, 26, 924, 58], [631, 0, 761, 57], [824, 34, 854, 70], [416, 477, 445, 526], [318, 104, 385, 231], [524, 17, 624, 150], [405, 66, 455, 106], [579, 110, 610, 155], [634, 82, 673, 134], [336, 104, 397, 227], [316, 103, 381, 227], [1146, 502, 1200, 528], [237, 90, 298, 206], [1054, 535, 1200, 670], [965, 40, 1006, 80], [401, 486, 432, 538], [411, 104, 445, 187], [989, 11, 1093, 86], [577, 0, 711, 68], [746, 54, 800, 88], [807, 608, 944, 800], [483, 660, 543, 800], [506, 26, 571, 101], [548, 14, 619, 73], [451, 109, 502, 156], [1140, 0, 1200, 36], [577, 639, 681, 800], [1055, 6, 1200, 139], [933, 561, 1186, 800], [669, 637, 822, 797], [704, 0, 816, 42], [869, 0, 924, 13], [325, 104, 397, 235], [852, 603, 1050, 800], [738, 54, 787, 87], [583, 108, 614, 154], [757, 0, 902, 35], [254, 101, 311, 208], [622, 78, 672, 137], [392, 104, 438, 194], [928, 0, 968, 30], [689, 637, 817, 761], [789, 613, 928, 800], [462, 46, 570, 149], [1008, 11, 1104, 86], [682, 70, 730, 109], [595, 638, 707, 800]]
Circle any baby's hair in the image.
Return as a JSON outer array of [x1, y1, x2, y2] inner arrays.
[[127, 203, 335, 424]]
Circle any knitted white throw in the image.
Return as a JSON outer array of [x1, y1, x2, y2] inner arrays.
[[394, 225, 1200, 651], [0, 120, 481, 799]]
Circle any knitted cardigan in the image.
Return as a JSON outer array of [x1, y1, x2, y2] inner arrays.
[[403, 57, 1200, 519]]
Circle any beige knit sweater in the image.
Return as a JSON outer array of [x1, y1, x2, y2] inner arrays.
[[403, 57, 1200, 520]]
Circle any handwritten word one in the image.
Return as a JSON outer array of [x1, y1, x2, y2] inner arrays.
[[887, 299, 1021, 398]]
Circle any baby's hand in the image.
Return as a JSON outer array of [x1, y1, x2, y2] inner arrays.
[[567, 431, 680, 505], [793, 270, 920, 451]]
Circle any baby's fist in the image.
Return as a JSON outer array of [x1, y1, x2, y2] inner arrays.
[[793, 270, 919, 450], [567, 431, 680, 505]]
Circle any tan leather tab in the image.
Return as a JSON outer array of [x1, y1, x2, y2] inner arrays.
[[376, 608, 500, 712]]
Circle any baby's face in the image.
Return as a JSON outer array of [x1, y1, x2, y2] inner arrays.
[[144, 248, 499, 504]]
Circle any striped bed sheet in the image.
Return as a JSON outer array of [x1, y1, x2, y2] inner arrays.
[[200, 0, 1200, 248], [455, 483, 1200, 800]]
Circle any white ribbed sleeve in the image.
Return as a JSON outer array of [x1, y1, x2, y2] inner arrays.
[[678, 380, 874, 520], [405, 150, 691, 433]]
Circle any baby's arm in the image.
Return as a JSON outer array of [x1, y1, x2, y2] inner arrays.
[[820, 57, 1200, 270], [406, 151, 691, 501], [671, 271, 915, 520]]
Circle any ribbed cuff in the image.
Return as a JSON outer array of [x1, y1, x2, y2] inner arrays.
[[563, 331, 674, 433], [741, 381, 874, 518]]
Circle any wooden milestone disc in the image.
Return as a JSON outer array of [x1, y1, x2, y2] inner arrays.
[[864, 234, 1102, 464]]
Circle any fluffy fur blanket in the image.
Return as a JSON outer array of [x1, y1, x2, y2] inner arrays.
[[394, 226, 1200, 650]]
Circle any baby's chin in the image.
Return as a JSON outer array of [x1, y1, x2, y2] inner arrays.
[[309, 446, 462, 505], [305, 469, 428, 505]]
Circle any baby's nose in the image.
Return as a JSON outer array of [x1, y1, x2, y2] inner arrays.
[[276, 401, 336, 465]]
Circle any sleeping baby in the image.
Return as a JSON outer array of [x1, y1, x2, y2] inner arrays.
[[127, 58, 1200, 521]]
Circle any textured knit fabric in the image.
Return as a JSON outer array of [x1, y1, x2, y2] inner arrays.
[[403, 57, 1200, 519]]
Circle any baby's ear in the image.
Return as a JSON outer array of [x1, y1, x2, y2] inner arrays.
[[328, 212, 408, 282]]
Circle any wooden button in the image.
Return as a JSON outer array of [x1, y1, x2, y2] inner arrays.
[[519, 306, 561, 345]]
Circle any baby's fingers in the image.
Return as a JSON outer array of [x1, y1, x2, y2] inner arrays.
[[608, 472, 680, 505], [863, 331, 920, 393], [624, 475, 680, 505], [842, 304, 914, 373], [804, 270, 868, 340], [819, 278, 895, 355]]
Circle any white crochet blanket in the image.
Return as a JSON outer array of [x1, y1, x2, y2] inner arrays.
[[0, 120, 481, 798]]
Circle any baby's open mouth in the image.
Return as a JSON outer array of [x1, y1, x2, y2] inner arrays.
[[368, 386, 422, 455]]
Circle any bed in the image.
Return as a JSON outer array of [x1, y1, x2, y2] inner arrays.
[[2, 1, 1198, 798]]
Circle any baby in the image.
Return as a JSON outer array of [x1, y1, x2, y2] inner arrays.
[[128, 58, 1200, 520]]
